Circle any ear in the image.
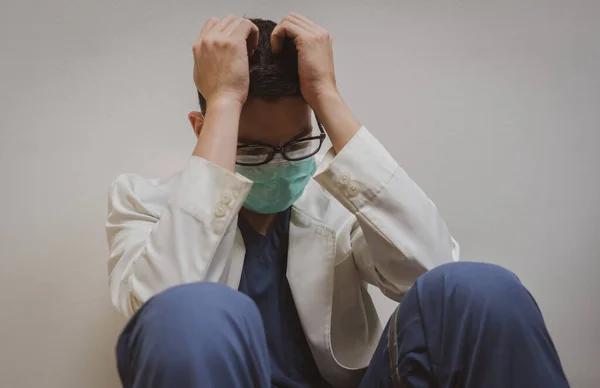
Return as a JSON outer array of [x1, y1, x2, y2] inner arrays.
[[188, 111, 204, 138]]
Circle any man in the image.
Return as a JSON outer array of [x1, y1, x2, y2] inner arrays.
[[106, 13, 569, 388]]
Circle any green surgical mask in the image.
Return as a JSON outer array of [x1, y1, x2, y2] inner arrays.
[[235, 157, 317, 214]]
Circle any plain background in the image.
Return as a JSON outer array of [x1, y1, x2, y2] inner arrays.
[[1, 0, 598, 387]]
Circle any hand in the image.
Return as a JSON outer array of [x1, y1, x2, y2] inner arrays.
[[271, 13, 338, 107], [193, 16, 259, 108]]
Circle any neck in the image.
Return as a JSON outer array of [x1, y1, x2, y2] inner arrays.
[[239, 207, 278, 236]]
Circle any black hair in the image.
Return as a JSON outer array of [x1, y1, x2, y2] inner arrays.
[[197, 18, 301, 114]]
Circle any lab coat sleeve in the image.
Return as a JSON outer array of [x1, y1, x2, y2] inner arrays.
[[106, 156, 253, 317], [313, 126, 459, 301]]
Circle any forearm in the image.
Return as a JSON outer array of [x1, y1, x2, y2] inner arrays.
[[107, 157, 253, 316], [312, 91, 362, 154], [192, 98, 242, 172], [313, 126, 458, 300]]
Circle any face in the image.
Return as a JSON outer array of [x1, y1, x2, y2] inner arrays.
[[189, 97, 314, 148], [238, 97, 313, 146]]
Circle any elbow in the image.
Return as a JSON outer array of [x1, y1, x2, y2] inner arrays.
[[451, 237, 460, 262], [428, 235, 460, 268], [109, 273, 143, 319], [422, 220, 459, 268], [374, 270, 415, 303]]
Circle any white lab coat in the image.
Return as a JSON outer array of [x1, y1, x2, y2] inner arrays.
[[105, 126, 459, 387]]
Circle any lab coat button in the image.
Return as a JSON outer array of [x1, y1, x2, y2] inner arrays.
[[215, 204, 227, 218], [347, 182, 359, 197], [337, 173, 350, 186], [220, 190, 233, 205]]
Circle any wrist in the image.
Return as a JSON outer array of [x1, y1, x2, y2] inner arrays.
[[310, 88, 342, 117], [205, 95, 244, 115], [194, 96, 243, 172], [310, 90, 361, 154]]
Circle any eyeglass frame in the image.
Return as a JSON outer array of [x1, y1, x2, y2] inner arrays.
[[235, 116, 327, 166]]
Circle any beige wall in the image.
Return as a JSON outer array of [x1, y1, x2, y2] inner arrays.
[[1, 0, 598, 387]]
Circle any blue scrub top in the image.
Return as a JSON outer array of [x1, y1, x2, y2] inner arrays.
[[237, 208, 332, 388]]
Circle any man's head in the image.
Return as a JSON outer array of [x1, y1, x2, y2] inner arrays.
[[189, 18, 314, 146]]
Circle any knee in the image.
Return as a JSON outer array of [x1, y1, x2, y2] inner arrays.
[[418, 262, 533, 317], [425, 261, 521, 291], [142, 282, 261, 331], [126, 283, 262, 364]]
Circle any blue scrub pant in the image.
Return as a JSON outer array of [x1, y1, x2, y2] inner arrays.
[[116, 262, 569, 387]]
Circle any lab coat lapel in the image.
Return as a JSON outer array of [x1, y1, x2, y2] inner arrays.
[[287, 181, 336, 360]]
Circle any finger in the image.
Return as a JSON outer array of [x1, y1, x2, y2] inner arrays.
[[288, 13, 330, 38], [271, 20, 309, 53], [215, 15, 237, 32], [287, 12, 316, 30], [199, 17, 219, 38], [199, 20, 219, 40], [246, 20, 260, 55], [223, 18, 242, 35], [230, 19, 259, 55], [285, 14, 314, 32]]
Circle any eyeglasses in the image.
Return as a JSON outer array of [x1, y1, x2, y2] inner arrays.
[[235, 116, 327, 166]]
